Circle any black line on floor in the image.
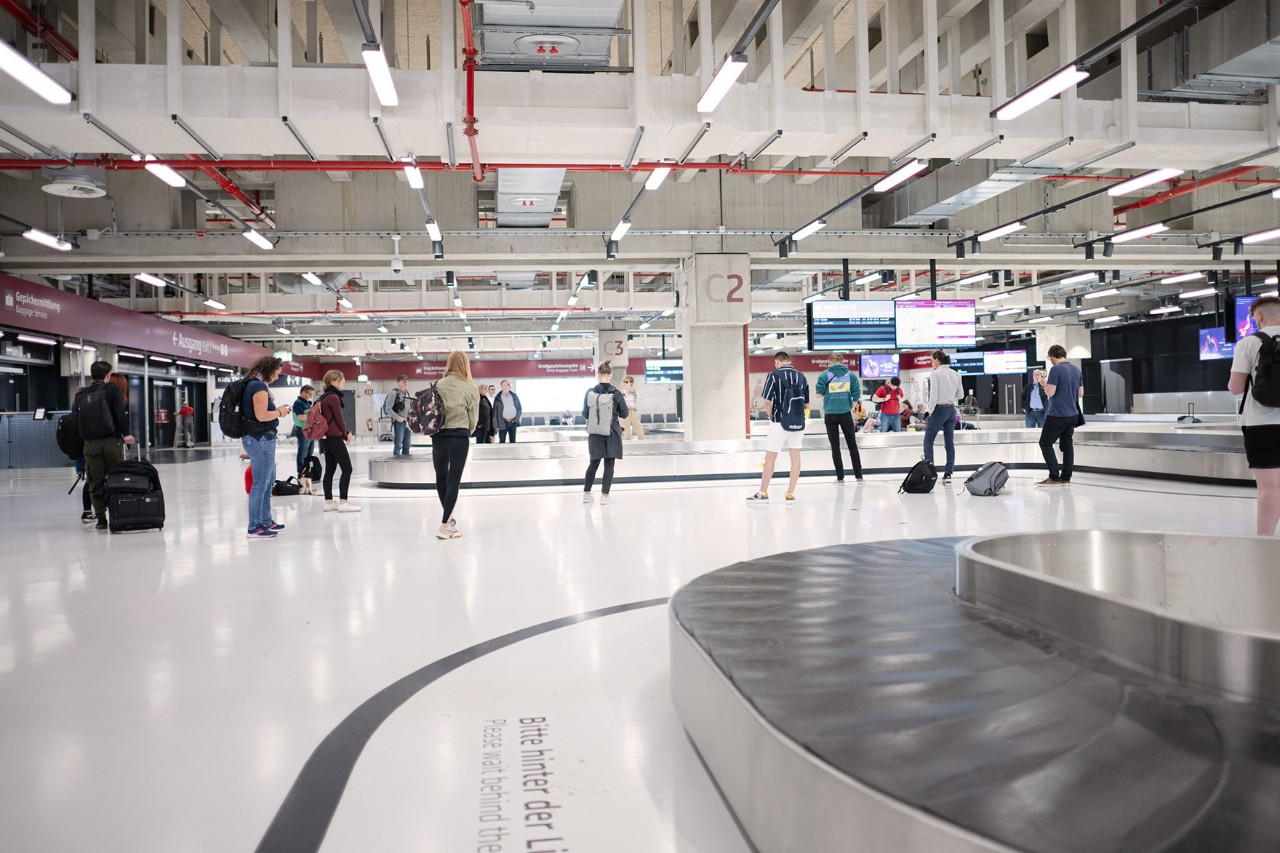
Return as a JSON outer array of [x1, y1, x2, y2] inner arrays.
[[254, 596, 670, 853]]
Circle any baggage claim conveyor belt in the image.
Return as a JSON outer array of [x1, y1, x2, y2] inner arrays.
[[671, 532, 1280, 853], [369, 428, 1255, 489]]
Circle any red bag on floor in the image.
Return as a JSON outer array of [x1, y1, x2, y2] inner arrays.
[[245, 465, 254, 495]]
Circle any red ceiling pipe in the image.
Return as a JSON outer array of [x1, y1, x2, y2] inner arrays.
[[1113, 166, 1262, 215], [458, 0, 484, 183], [183, 154, 277, 229], [0, 0, 79, 63]]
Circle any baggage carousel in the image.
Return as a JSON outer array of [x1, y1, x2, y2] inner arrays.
[[670, 533, 1280, 852], [368, 426, 1254, 489]]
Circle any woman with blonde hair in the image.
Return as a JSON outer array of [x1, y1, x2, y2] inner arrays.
[[432, 351, 480, 539], [317, 369, 360, 512]]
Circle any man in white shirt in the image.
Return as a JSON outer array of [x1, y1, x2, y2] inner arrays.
[[922, 350, 964, 483], [1228, 295, 1280, 535]]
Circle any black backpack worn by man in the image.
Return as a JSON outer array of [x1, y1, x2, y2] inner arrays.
[[76, 360, 135, 530]]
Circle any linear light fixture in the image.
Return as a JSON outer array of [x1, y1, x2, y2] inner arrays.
[[644, 166, 672, 191], [1061, 272, 1099, 285], [637, 320, 652, 330], [1273, 188, 1280, 200], [1107, 168, 1184, 197], [135, 273, 170, 288], [802, 292, 828, 304], [853, 272, 881, 286], [0, 40, 73, 104], [302, 272, 323, 287], [994, 307, 1022, 316], [119, 350, 145, 358], [1178, 287, 1217, 299], [567, 293, 579, 306], [551, 323, 561, 332], [402, 158, 424, 189], [610, 220, 632, 242], [873, 160, 928, 193], [22, 227, 73, 251], [135, 155, 186, 188], [18, 333, 57, 346], [993, 65, 1090, 121], [338, 296, 353, 308], [1084, 287, 1120, 299], [749, 130, 783, 161], [150, 355, 174, 363], [275, 326, 291, 335], [203, 298, 226, 310], [1028, 315, 1056, 323], [376, 324, 389, 334], [792, 219, 826, 241], [977, 222, 1026, 242], [556, 311, 568, 323], [242, 228, 274, 250], [1110, 222, 1169, 244], [1161, 271, 1204, 285], [1242, 226, 1280, 245], [1078, 306, 1108, 316], [1095, 315, 1122, 324], [1150, 305, 1182, 315], [829, 132, 868, 166], [361, 45, 399, 107], [199, 363, 218, 370], [979, 291, 1012, 302], [697, 53, 748, 113], [954, 272, 996, 286], [452, 295, 462, 308], [426, 220, 442, 242]]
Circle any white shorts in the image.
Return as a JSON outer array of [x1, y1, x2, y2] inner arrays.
[[765, 421, 806, 453]]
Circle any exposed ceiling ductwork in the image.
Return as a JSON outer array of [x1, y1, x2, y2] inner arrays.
[[495, 168, 567, 228], [477, 0, 628, 70]]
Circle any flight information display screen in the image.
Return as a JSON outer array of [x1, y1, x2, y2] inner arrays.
[[950, 352, 985, 376], [644, 359, 684, 384], [807, 300, 897, 350], [895, 300, 976, 348], [984, 350, 1028, 374]]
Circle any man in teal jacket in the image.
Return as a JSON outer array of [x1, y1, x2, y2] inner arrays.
[[815, 353, 863, 482]]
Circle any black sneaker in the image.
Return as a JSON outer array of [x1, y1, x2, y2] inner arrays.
[[81, 511, 95, 524], [942, 474, 952, 483], [95, 518, 108, 530]]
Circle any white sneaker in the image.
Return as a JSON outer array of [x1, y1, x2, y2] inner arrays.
[[337, 502, 362, 513], [600, 494, 611, 505], [324, 501, 338, 512], [582, 493, 593, 503]]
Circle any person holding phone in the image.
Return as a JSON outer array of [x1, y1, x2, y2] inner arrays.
[[242, 356, 292, 538]]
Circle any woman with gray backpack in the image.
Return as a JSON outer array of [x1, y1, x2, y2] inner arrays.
[[582, 361, 629, 505]]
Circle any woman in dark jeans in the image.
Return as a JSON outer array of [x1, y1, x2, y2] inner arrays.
[[317, 370, 361, 513], [432, 351, 480, 539]]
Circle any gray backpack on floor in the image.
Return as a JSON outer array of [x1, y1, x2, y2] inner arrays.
[[964, 461, 1009, 496], [586, 389, 615, 436]]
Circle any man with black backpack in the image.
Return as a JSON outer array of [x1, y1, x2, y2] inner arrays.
[[747, 351, 810, 503], [1229, 295, 1280, 535], [76, 360, 135, 530]]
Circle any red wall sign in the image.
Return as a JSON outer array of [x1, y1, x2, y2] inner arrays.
[[899, 352, 936, 370]]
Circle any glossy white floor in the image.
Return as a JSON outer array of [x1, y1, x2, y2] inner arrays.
[[0, 442, 1264, 852]]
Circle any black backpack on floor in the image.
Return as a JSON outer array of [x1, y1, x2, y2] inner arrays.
[[899, 458, 938, 494], [272, 477, 302, 496], [301, 455, 322, 480]]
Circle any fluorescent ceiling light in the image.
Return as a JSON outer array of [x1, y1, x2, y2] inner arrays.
[[994, 65, 1090, 121], [135, 273, 169, 288], [452, 296, 462, 308], [1178, 287, 1217, 299], [955, 272, 995, 286], [63, 342, 95, 351], [376, 325, 389, 334], [979, 291, 1012, 302], [995, 307, 1022, 316], [0, 39, 73, 104], [637, 321, 651, 330], [1264, 276, 1279, 285], [275, 326, 291, 335], [696, 53, 748, 113], [17, 333, 57, 346], [325, 346, 336, 352], [361, 45, 399, 107], [1110, 222, 1168, 243], [1162, 271, 1205, 285], [176, 360, 195, 367], [1107, 168, 1184, 197], [611, 220, 632, 242], [853, 272, 881, 286], [356, 313, 370, 320], [550, 323, 561, 332], [302, 272, 323, 287], [873, 159, 929, 193], [119, 351, 144, 358], [338, 297, 353, 308], [1028, 316, 1055, 323], [203, 298, 226, 310], [426, 220, 442, 242], [792, 219, 826, 241], [218, 367, 233, 372], [150, 355, 174, 363], [307, 339, 319, 346], [1150, 305, 1182, 315], [567, 294, 579, 306], [199, 364, 218, 370], [1079, 306, 1107, 316], [1241, 226, 1280, 245], [661, 308, 675, 316], [645, 166, 672, 191], [802, 292, 827, 304], [1095, 315, 1122, 324], [22, 228, 72, 251], [463, 324, 472, 333], [556, 311, 568, 322], [402, 162, 424, 189], [1061, 272, 1099, 285], [242, 228, 273, 250], [1084, 287, 1120, 299], [138, 155, 186, 188], [977, 222, 1026, 242]]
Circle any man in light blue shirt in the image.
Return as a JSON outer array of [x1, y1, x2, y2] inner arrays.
[[1022, 369, 1047, 428]]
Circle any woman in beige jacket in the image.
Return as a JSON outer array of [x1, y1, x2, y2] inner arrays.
[[432, 351, 480, 539]]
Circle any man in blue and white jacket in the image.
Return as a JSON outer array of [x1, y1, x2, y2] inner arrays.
[[747, 351, 809, 503]]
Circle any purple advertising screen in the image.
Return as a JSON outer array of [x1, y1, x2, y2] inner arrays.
[[1236, 296, 1260, 340], [894, 300, 977, 348], [859, 353, 899, 379], [1199, 327, 1234, 361]]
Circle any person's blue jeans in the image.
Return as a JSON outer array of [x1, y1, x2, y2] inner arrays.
[[393, 419, 412, 455], [1024, 409, 1046, 429], [923, 406, 956, 476], [293, 427, 314, 474], [242, 433, 277, 532], [880, 412, 903, 432], [498, 422, 518, 443]]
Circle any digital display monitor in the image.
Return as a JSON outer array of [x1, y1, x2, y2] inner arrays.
[[1236, 296, 1260, 340], [951, 351, 986, 376], [644, 359, 683, 384], [984, 350, 1028, 375], [807, 300, 897, 350], [1199, 327, 1235, 361], [858, 353, 899, 379], [895, 300, 977, 348]]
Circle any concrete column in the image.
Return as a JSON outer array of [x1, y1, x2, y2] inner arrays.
[[988, 0, 1006, 105], [698, 0, 712, 88], [305, 0, 318, 62], [383, 0, 396, 67], [135, 0, 151, 64], [1120, 0, 1137, 142], [166, 0, 181, 113], [596, 329, 630, 372], [671, 0, 685, 75], [675, 254, 752, 441], [883, 3, 899, 94], [78, 0, 95, 112], [209, 12, 221, 66], [854, 0, 870, 130]]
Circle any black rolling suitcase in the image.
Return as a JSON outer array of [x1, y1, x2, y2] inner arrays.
[[103, 450, 165, 533]]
